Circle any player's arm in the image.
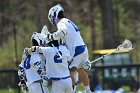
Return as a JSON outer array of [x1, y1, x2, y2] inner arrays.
[[18, 65, 26, 85], [18, 61, 25, 81], [30, 53, 49, 86], [30, 46, 50, 56], [18, 48, 29, 90], [18, 60, 28, 91], [29, 53, 43, 75], [34, 60, 49, 87], [29, 46, 43, 54], [47, 23, 67, 40], [18, 48, 27, 80]]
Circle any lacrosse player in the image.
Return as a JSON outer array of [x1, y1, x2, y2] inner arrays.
[[30, 39, 73, 93], [46, 4, 92, 93], [18, 50, 28, 93], [18, 32, 49, 93]]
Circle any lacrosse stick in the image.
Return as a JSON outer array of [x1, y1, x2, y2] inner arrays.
[[41, 25, 63, 59], [89, 39, 133, 64], [41, 25, 49, 38], [51, 43, 63, 59]]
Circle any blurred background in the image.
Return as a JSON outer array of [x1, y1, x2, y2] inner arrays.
[[0, 0, 140, 93]]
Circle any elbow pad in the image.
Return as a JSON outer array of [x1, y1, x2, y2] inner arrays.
[[47, 29, 67, 40], [52, 30, 67, 40]]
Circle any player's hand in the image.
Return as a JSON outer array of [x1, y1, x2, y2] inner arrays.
[[22, 48, 29, 60], [82, 61, 91, 70], [31, 46, 40, 53], [40, 25, 53, 41], [46, 32, 53, 41], [41, 75, 49, 86], [41, 26, 49, 38]]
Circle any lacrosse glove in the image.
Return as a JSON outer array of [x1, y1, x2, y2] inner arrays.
[[41, 75, 49, 87], [81, 61, 91, 70], [22, 48, 30, 60]]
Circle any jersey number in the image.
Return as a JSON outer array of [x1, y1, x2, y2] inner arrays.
[[54, 51, 62, 63], [68, 20, 80, 32], [24, 56, 31, 69]]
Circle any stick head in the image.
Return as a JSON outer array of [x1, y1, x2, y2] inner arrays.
[[40, 26, 51, 45], [41, 26, 49, 38], [117, 39, 133, 51]]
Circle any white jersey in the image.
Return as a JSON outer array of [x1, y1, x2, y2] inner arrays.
[[56, 18, 85, 55], [39, 45, 71, 78], [19, 53, 44, 85]]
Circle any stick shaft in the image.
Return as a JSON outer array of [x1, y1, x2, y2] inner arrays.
[[52, 43, 63, 59], [90, 49, 117, 64], [90, 39, 133, 64]]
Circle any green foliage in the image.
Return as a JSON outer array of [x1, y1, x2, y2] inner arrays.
[[0, 19, 37, 68], [0, 37, 16, 67], [0, 0, 140, 68]]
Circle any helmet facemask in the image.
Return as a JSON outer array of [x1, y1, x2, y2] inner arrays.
[[48, 4, 64, 26], [31, 32, 46, 47]]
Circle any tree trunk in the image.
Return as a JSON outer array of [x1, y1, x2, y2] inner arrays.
[[98, 0, 116, 49], [89, 0, 96, 50], [114, 0, 120, 45], [0, 0, 9, 46], [34, 0, 42, 32]]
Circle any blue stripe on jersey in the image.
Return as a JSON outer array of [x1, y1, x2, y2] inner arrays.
[[73, 45, 85, 57], [51, 76, 70, 80], [24, 55, 31, 69], [68, 20, 80, 32], [40, 82, 44, 93]]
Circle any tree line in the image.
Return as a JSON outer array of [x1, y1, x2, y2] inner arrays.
[[0, 0, 140, 67]]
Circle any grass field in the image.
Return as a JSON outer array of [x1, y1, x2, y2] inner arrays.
[[0, 89, 16, 93], [0, 84, 85, 93], [0, 84, 132, 93]]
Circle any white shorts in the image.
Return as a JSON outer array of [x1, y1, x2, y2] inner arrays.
[[69, 45, 89, 69], [51, 77, 73, 93], [28, 81, 49, 93]]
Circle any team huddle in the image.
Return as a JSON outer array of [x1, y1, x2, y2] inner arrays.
[[17, 4, 92, 93]]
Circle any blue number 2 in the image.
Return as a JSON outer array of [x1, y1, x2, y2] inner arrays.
[[54, 51, 62, 63], [68, 20, 80, 32]]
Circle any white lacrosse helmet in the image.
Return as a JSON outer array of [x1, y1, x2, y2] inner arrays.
[[48, 4, 64, 25], [31, 32, 49, 46]]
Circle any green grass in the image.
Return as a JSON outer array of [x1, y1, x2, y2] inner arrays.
[[0, 88, 26, 93], [121, 85, 131, 92], [0, 89, 15, 93], [0, 84, 85, 93], [76, 84, 85, 91]]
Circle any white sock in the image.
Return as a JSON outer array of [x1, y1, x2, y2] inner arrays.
[[85, 85, 90, 91]]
